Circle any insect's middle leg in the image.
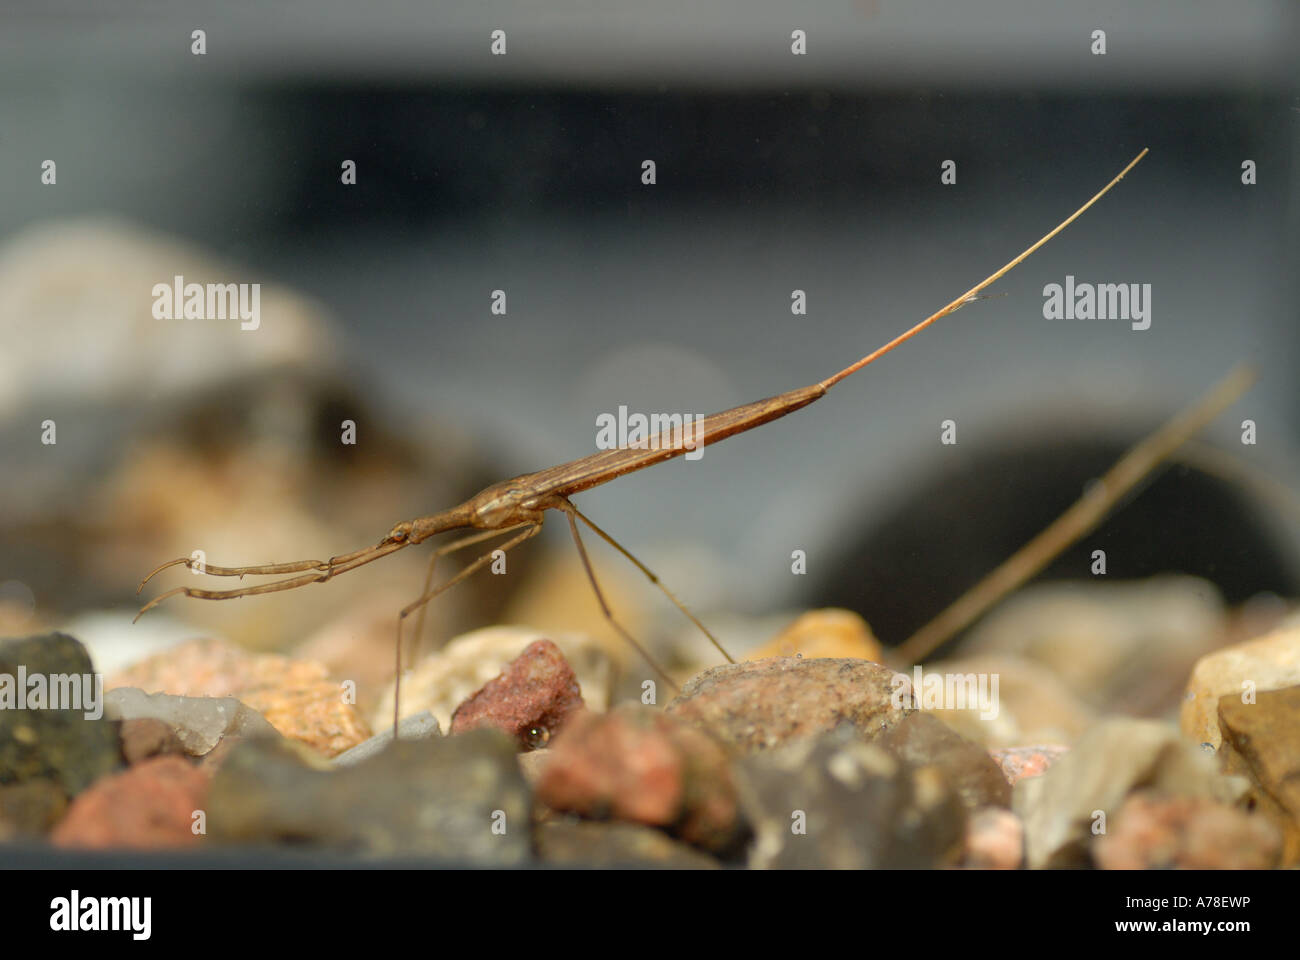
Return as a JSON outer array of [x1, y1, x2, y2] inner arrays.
[[565, 502, 735, 664], [409, 522, 533, 659], [392, 521, 542, 735]]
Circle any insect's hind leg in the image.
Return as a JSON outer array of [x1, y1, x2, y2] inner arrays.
[[392, 521, 542, 736], [557, 502, 682, 698], [564, 502, 736, 664]]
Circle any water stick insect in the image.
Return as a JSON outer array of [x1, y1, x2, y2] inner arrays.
[[137, 148, 1150, 736]]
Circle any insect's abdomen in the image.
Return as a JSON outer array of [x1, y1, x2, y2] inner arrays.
[[526, 382, 828, 498]]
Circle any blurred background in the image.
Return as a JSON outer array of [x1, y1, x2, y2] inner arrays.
[[1, 1, 1297, 718]]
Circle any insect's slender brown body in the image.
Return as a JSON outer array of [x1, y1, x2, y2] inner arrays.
[[137, 149, 1149, 736]]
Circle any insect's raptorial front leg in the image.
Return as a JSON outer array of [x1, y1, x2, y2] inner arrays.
[[566, 503, 735, 664], [393, 521, 543, 734], [558, 501, 682, 697], [137, 541, 393, 589], [133, 540, 408, 621]]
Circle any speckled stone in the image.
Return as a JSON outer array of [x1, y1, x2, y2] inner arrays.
[[0, 779, 68, 838], [0, 633, 121, 796], [667, 656, 909, 753]]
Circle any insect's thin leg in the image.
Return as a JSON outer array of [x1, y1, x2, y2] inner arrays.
[[565, 502, 735, 664], [393, 522, 543, 736], [410, 523, 532, 658], [134, 540, 408, 622], [558, 503, 682, 698]]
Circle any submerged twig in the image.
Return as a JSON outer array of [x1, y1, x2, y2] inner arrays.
[[893, 363, 1258, 667]]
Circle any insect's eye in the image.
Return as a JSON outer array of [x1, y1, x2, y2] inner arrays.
[[387, 522, 411, 541], [522, 725, 550, 750]]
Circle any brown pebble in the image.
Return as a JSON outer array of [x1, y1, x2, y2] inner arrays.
[[119, 717, 185, 765]]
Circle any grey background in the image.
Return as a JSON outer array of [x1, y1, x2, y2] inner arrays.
[[2, 1, 1296, 637]]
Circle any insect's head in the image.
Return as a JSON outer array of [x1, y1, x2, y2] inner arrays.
[[385, 520, 414, 542]]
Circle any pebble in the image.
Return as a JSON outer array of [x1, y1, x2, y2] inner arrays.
[[536, 705, 744, 854], [450, 639, 585, 750], [332, 711, 441, 767], [1015, 718, 1239, 869], [372, 626, 613, 733], [0, 633, 122, 796], [50, 755, 209, 850], [108, 638, 369, 758], [0, 779, 68, 839], [963, 576, 1226, 716], [920, 654, 1095, 748], [872, 712, 1011, 811], [989, 746, 1069, 786], [517, 748, 550, 787], [108, 636, 331, 699], [666, 656, 909, 753], [1180, 622, 1300, 749], [536, 820, 721, 869], [746, 608, 883, 663], [118, 718, 185, 765], [1217, 683, 1300, 865], [963, 807, 1024, 869], [737, 726, 966, 869], [237, 683, 371, 758], [104, 687, 281, 757], [1093, 791, 1281, 869], [208, 729, 532, 864]]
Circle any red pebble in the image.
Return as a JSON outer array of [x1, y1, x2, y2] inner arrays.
[[536, 705, 742, 853], [51, 756, 209, 850], [449, 639, 585, 750]]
